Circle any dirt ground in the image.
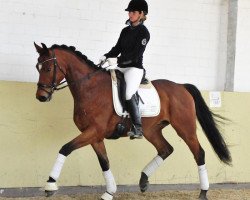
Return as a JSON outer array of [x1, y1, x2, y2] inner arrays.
[[0, 189, 249, 200]]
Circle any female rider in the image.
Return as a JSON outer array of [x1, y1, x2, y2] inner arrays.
[[100, 0, 150, 139]]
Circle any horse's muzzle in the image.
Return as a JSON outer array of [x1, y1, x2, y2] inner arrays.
[[36, 94, 52, 102], [36, 89, 52, 102], [36, 95, 51, 102], [36, 86, 53, 102]]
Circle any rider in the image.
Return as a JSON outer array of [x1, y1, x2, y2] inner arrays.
[[99, 0, 150, 139]]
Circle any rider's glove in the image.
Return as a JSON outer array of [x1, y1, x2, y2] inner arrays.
[[99, 55, 106, 65], [107, 58, 117, 66], [105, 58, 118, 71]]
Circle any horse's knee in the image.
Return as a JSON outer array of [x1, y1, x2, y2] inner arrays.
[[59, 142, 75, 156], [158, 145, 174, 160]]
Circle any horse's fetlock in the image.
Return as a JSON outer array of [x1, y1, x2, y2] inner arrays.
[[169, 146, 174, 155], [59, 143, 74, 156], [140, 172, 148, 181], [47, 176, 56, 183]]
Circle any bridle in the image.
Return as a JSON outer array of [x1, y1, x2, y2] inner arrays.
[[36, 50, 67, 98], [36, 49, 107, 98]]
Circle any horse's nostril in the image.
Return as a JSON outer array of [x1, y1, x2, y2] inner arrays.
[[37, 95, 48, 102]]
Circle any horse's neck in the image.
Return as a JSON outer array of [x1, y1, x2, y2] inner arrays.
[[66, 61, 92, 98], [65, 58, 93, 85], [63, 53, 107, 103]]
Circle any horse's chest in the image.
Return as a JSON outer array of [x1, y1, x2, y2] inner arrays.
[[73, 109, 89, 132]]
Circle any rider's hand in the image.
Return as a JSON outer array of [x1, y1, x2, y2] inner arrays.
[[105, 65, 117, 71], [99, 55, 106, 65], [107, 58, 117, 66]]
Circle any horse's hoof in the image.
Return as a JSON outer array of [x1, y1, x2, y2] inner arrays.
[[44, 182, 58, 197], [199, 190, 208, 200], [101, 191, 113, 200], [45, 190, 57, 197], [139, 172, 149, 193]]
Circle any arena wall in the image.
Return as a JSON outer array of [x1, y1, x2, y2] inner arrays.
[[1, 0, 250, 189], [0, 81, 249, 188]]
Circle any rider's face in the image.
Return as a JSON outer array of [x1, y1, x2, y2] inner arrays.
[[128, 11, 141, 24]]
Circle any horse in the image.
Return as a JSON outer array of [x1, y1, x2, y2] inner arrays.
[[34, 42, 231, 200]]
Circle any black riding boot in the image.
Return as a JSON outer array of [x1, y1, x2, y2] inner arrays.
[[125, 94, 143, 139]]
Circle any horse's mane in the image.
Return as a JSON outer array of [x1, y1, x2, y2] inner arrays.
[[50, 44, 99, 69]]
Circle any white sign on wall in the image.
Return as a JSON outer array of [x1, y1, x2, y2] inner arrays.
[[209, 91, 221, 108]]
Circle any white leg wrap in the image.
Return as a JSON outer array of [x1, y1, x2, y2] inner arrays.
[[45, 182, 58, 191], [101, 192, 113, 200], [103, 169, 117, 194], [142, 155, 164, 177], [198, 164, 209, 190], [49, 154, 66, 181]]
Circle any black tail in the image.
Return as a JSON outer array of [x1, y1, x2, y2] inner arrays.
[[184, 84, 232, 165]]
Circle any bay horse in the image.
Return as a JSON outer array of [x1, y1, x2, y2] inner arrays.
[[34, 42, 231, 200]]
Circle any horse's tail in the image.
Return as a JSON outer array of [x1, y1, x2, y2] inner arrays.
[[183, 83, 232, 165]]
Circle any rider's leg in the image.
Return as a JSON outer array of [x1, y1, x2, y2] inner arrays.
[[126, 94, 143, 139], [120, 67, 144, 139]]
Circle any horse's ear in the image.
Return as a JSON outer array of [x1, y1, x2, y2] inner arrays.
[[34, 42, 43, 54], [41, 43, 48, 51]]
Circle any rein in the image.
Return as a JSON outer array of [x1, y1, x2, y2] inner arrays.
[[37, 50, 108, 96], [55, 63, 107, 91]]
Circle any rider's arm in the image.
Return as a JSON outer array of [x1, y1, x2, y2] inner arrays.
[[118, 27, 150, 67], [104, 31, 123, 58]]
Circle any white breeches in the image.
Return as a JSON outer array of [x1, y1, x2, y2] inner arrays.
[[117, 67, 144, 100]]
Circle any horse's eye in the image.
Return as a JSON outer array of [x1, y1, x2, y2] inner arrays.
[[46, 67, 51, 72]]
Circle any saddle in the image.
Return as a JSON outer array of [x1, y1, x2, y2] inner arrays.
[[110, 69, 160, 117]]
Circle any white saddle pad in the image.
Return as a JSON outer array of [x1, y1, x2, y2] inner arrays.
[[110, 70, 160, 117]]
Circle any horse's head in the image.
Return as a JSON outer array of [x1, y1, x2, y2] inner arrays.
[[34, 42, 66, 102]]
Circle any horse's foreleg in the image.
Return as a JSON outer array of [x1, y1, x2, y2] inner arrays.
[[45, 127, 98, 197], [140, 131, 174, 192], [92, 142, 117, 200], [44, 153, 65, 196]]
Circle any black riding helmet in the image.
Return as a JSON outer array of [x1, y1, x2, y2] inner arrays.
[[125, 0, 148, 15]]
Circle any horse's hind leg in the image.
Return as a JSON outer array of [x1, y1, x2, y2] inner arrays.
[[92, 142, 117, 200], [171, 114, 209, 200], [139, 127, 174, 192]]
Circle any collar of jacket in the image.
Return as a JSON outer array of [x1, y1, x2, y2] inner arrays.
[[125, 19, 143, 28]]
